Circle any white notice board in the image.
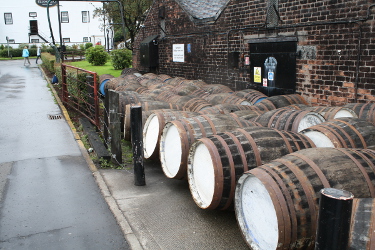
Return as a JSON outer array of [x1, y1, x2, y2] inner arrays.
[[173, 44, 185, 62]]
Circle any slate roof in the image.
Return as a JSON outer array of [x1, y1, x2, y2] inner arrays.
[[175, 0, 230, 23]]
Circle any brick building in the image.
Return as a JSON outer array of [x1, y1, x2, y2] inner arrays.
[[133, 0, 375, 106]]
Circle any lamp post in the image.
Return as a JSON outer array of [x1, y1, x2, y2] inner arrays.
[[6, 36, 10, 57]]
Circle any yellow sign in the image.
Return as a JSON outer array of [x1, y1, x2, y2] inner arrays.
[[254, 67, 261, 83]]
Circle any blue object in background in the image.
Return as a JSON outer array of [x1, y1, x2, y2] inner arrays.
[[99, 79, 110, 96]]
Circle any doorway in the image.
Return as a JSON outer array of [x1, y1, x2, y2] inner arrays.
[[30, 20, 38, 35]]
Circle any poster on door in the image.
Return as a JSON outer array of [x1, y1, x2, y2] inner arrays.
[[254, 67, 261, 83]]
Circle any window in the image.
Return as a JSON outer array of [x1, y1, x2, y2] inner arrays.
[[29, 12, 37, 17], [61, 11, 69, 23], [82, 11, 89, 23], [83, 37, 91, 42], [31, 39, 40, 43], [63, 38, 70, 43], [4, 13, 13, 24]]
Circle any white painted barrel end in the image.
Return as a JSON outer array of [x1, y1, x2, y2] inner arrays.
[[160, 122, 183, 178], [235, 173, 278, 250], [143, 114, 160, 159], [187, 140, 216, 209]]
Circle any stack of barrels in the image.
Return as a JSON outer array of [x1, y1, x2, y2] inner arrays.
[[100, 70, 375, 249]]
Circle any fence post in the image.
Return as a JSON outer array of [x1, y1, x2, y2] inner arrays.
[[61, 64, 68, 104], [131, 105, 145, 186], [108, 90, 122, 165], [315, 188, 354, 250], [104, 89, 109, 146]]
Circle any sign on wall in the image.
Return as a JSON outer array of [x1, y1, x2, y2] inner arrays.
[[173, 44, 184, 62]]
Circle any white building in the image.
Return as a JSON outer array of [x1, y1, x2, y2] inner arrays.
[[0, 0, 112, 48]]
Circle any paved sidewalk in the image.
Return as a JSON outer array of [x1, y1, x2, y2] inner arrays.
[[0, 60, 129, 250]]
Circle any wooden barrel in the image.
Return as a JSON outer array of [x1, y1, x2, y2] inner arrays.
[[171, 84, 201, 96], [105, 77, 130, 90], [165, 77, 187, 86], [183, 79, 207, 88], [344, 103, 375, 125], [300, 117, 375, 149], [123, 102, 181, 141], [199, 104, 258, 115], [253, 109, 326, 132], [99, 74, 114, 83], [160, 114, 259, 180], [229, 109, 266, 121], [181, 97, 212, 112], [115, 82, 143, 92], [259, 94, 309, 109], [143, 110, 200, 159], [298, 106, 358, 120], [187, 127, 316, 210], [235, 148, 375, 250], [252, 99, 277, 111], [118, 91, 155, 116], [155, 90, 180, 103], [349, 198, 375, 250], [202, 84, 233, 94], [121, 68, 140, 76], [190, 88, 210, 99], [118, 74, 138, 80], [204, 93, 252, 106], [233, 89, 268, 104], [156, 74, 172, 82]]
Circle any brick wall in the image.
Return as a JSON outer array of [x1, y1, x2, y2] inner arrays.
[[133, 0, 375, 106]]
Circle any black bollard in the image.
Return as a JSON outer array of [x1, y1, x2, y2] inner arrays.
[[315, 188, 354, 250], [130, 105, 145, 186]]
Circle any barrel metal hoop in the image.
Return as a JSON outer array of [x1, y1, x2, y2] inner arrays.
[[308, 125, 345, 148], [199, 137, 224, 209], [273, 129, 294, 153], [289, 152, 331, 188], [335, 119, 367, 148], [268, 109, 285, 129], [284, 110, 299, 132], [322, 123, 348, 147], [191, 117, 207, 138], [252, 166, 290, 248], [236, 128, 262, 166], [336, 148, 375, 197], [291, 111, 307, 132], [224, 131, 248, 172], [200, 115, 217, 134], [276, 157, 318, 238], [212, 134, 236, 210], [259, 164, 298, 246]]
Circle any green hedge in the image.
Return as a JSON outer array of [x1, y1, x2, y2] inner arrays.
[[110, 49, 132, 70], [41, 52, 56, 74]]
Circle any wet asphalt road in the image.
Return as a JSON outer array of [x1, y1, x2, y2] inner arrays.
[[0, 60, 129, 249]]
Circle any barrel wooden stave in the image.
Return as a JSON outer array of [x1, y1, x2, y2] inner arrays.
[[235, 148, 375, 249]]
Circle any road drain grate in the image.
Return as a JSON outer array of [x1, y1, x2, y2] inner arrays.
[[48, 114, 62, 120]]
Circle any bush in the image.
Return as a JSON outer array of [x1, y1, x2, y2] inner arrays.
[[85, 43, 93, 50], [110, 49, 132, 70], [85, 45, 108, 66], [41, 52, 56, 74]]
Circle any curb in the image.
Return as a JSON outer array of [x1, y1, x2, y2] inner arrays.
[[39, 65, 143, 250]]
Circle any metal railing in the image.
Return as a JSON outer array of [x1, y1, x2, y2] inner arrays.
[[61, 63, 100, 128]]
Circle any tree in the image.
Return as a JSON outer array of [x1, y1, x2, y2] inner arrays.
[[94, 0, 153, 50]]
